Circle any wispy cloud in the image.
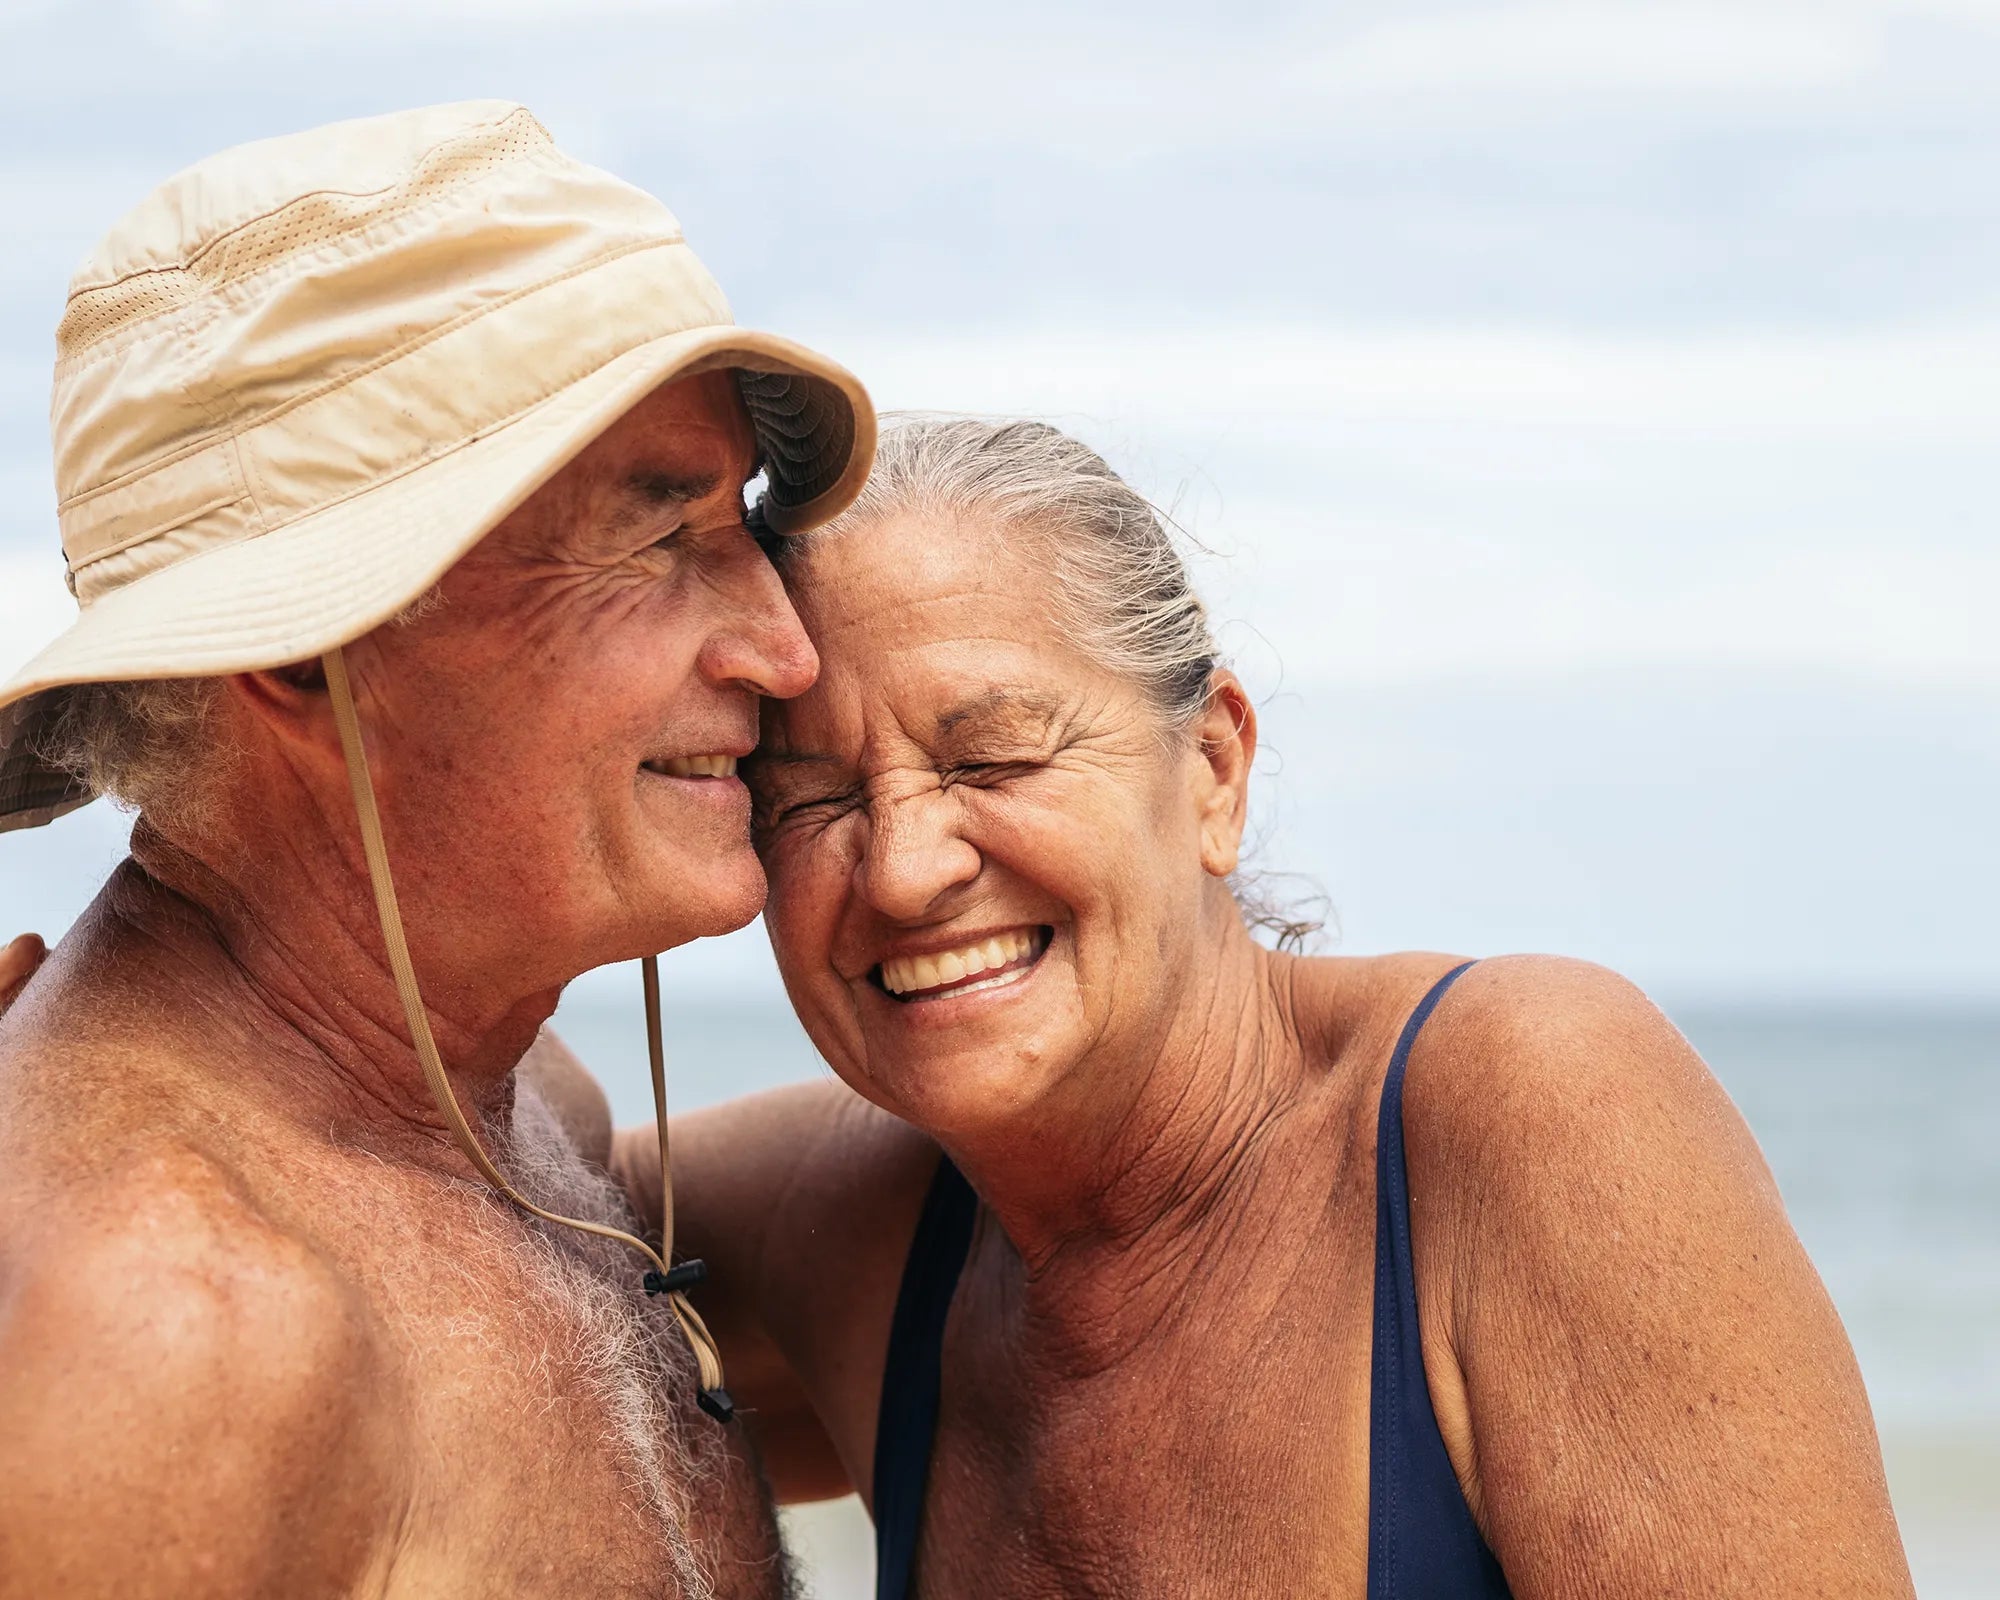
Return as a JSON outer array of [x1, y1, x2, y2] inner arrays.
[[851, 321, 2000, 439], [1306, 5, 1880, 99]]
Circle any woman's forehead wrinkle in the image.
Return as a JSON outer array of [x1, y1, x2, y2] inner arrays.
[[933, 686, 1064, 741], [802, 516, 1030, 626], [815, 597, 1037, 677]]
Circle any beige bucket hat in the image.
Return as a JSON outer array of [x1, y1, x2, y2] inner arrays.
[[0, 98, 874, 832], [0, 99, 878, 1419]]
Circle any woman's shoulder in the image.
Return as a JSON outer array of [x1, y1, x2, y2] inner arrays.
[[1301, 950, 1767, 1238], [1306, 950, 1706, 1105], [1364, 953, 1790, 1366], [1333, 956, 1910, 1592], [1392, 953, 1739, 1168]]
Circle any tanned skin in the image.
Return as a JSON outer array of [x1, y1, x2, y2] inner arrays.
[[0, 373, 814, 1600], [615, 509, 1916, 1597], [6, 485, 1918, 1596]]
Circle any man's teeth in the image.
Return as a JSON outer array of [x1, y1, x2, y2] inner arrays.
[[881, 928, 1039, 996], [652, 754, 738, 779]]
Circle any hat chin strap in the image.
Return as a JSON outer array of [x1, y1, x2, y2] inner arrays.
[[322, 646, 732, 1420]]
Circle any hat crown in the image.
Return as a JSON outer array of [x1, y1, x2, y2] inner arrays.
[[51, 100, 730, 602], [61, 101, 557, 330]]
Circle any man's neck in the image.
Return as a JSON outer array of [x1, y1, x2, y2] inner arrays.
[[111, 825, 558, 1168], [945, 921, 1340, 1377]]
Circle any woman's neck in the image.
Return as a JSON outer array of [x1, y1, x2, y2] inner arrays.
[[944, 920, 1339, 1375]]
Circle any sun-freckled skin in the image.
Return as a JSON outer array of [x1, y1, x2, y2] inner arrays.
[[0, 372, 809, 1599], [633, 509, 1916, 1598]]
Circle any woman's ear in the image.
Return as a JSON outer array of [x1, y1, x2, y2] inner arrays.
[[1191, 670, 1256, 879]]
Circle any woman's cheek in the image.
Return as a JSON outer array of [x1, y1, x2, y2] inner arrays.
[[760, 845, 815, 964], [779, 836, 851, 976]]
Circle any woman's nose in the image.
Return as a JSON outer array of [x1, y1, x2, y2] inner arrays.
[[854, 788, 981, 923], [700, 533, 820, 700]]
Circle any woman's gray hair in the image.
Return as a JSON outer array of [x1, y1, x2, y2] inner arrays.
[[799, 417, 1220, 734], [784, 415, 1325, 950]]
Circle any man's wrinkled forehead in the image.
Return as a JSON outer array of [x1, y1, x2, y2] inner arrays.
[[493, 370, 760, 553]]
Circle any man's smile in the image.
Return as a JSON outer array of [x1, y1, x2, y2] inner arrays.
[[643, 753, 741, 779]]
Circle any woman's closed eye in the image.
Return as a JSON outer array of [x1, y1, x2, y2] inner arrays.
[[941, 758, 1044, 788], [755, 785, 862, 833]]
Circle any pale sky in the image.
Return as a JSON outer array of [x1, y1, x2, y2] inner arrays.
[[1, 0, 1995, 1000]]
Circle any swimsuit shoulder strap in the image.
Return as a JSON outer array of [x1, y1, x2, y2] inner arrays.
[[872, 1152, 978, 1600], [1368, 959, 1513, 1598]]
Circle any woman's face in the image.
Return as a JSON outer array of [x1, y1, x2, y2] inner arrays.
[[750, 511, 1249, 1137]]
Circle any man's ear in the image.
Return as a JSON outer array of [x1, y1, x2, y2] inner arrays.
[[223, 659, 331, 752], [1191, 670, 1256, 879]]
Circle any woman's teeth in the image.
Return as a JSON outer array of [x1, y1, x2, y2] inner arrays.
[[649, 754, 738, 779], [880, 928, 1041, 999]]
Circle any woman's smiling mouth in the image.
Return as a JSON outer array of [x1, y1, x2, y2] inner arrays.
[[874, 926, 1050, 1003]]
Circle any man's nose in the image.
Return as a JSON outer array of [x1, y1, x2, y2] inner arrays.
[[698, 533, 820, 700], [855, 788, 981, 923]]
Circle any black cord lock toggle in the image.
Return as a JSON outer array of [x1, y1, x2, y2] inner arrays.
[[643, 1258, 708, 1297], [697, 1386, 736, 1423]]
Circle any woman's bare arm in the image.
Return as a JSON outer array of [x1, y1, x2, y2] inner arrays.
[[515, 1027, 613, 1170], [614, 1077, 941, 1506], [518, 1031, 935, 1502], [1410, 956, 1912, 1598]]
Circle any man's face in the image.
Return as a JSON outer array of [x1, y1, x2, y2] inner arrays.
[[343, 371, 818, 994]]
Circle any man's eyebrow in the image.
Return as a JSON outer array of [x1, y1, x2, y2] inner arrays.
[[935, 687, 1064, 738], [597, 468, 730, 541], [624, 468, 724, 507]]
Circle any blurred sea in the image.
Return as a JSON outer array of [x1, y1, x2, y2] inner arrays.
[[550, 984, 2000, 1599]]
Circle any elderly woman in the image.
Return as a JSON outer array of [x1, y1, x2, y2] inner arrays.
[[617, 419, 1915, 1598]]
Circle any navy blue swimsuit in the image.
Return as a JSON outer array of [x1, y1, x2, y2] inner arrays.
[[871, 961, 1512, 1599]]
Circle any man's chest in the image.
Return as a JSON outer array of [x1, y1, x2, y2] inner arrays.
[[325, 1197, 788, 1598]]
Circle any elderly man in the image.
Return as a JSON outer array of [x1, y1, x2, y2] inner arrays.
[[0, 103, 872, 1598]]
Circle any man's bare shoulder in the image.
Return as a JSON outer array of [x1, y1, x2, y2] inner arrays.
[[0, 1141, 405, 1597], [6, 1138, 388, 1384]]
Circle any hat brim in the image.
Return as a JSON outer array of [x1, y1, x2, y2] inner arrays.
[[0, 323, 874, 833]]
